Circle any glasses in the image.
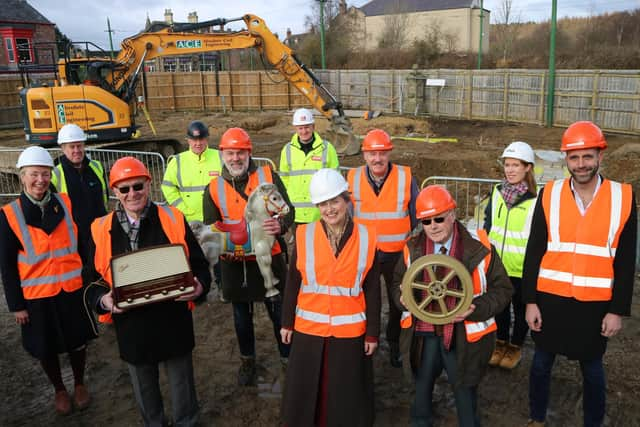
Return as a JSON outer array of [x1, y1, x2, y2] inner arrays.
[[422, 216, 447, 226], [117, 182, 145, 194]]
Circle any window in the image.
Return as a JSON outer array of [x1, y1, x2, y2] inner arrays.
[[4, 38, 14, 62], [16, 38, 32, 62]]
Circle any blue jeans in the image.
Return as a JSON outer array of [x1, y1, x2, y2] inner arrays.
[[529, 347, 605, 427], [411, 334, 480, 427], [232, 300, 290, 358]]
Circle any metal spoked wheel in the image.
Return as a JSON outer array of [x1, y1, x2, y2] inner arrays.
[[401, 254, 474, 325]]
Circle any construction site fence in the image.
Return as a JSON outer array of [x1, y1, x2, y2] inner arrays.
[[0, 148, 275, 206], [2, 69, 640, 135]]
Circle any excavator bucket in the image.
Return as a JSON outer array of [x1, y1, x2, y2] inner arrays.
[[329, 116, 361, 156]]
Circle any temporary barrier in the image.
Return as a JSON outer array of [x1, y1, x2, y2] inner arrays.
[[1, 148, 276, 205]]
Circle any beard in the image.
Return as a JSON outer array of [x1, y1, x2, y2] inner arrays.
[[225, 160, 249, 177], [569, 163, 599, 184]]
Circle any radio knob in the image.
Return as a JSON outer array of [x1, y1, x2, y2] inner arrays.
[[144, 293, 151, 299]]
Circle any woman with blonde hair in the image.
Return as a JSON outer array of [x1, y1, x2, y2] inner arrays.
[[484, 141, 538, 369]]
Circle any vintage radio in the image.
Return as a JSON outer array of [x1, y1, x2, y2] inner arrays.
[[111, 244, 194, 309]]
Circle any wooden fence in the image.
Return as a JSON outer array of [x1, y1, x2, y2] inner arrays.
[[2, 69, 639, 135]]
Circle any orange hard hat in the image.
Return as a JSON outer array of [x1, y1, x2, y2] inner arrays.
[[362, 129, 393, 151], [219, 127, 252, 151], [109, 156, 151, 187], [416, 185, 456, 219], [561, 121, 607, 152]]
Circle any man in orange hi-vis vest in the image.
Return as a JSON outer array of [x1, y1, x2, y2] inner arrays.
[[392, 185, 512, 427], [523, 121, 637, 427], [85, 157, 211, 427], [347, 129, 420, 368]]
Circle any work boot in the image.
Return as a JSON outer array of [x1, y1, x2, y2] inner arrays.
[[237, 356, 256, 386], [73, 384, 91, 410], [54, 389, 72, 416], [489, 339, 507, 366], [389, 342, 403, 368], [499, 344, 522, 370], [526, 419, 545, 427]]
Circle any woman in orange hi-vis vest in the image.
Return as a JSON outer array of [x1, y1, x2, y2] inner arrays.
[[0, 147, 97, 416], [391, 185, 512, 427], [280, 168, 381, 427]]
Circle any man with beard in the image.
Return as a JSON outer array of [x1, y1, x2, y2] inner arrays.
[[202, 127, 295, 386], [523, 121, 637, 427], [347, 129, 419, 368]]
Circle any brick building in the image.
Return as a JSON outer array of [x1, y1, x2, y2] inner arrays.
[[0, 0, 56, 72]]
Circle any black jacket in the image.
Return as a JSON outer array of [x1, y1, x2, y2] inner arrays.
[[522, 182, 637, 360], [85, 203, 211, 364]]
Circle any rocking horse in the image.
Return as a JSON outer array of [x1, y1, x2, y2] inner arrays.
[[190, 183, 289, 298]]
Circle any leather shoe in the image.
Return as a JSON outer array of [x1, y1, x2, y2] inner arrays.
[[526, 419, 545, 427], [499, 344, 522, 370], [55, 390, 72, 415], [73, 384, 91, 410], [489, 339, 507, 366]]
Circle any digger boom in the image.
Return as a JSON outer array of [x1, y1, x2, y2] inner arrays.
[[20, 14, 359, 155]]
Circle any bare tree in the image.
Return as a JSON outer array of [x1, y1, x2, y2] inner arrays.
[[377, 0, 410, 49], [493, 0, 521, 63]]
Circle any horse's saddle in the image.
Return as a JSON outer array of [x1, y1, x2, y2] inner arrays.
[[213, 219, 249, 246]]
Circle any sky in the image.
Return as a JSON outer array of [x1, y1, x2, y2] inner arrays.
[[28, 0, 640, 49]]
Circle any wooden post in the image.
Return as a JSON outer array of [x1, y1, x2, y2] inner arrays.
[[286, 79, 291, 111], [200, 72, 206, 111], [503, 70, 509, 122], [435, 70, 440, 117], [391, 70, 395, 113], [228, 71, 234, 111], [257, 72, 263, 111], [368, 71, 372, 111], [170, 73, 176, 111], [591, 71, 600, 123], [538, 72, 546, 126], [466, 71, 473, 120]]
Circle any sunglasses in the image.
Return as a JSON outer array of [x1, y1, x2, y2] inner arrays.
[[422, 216, 447, 226], [117, 182, 145, 194]]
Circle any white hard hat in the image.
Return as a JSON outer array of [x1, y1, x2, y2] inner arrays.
[[501, 141, 535, 165], [16, 146, 54, 168], [57, 123, 87, 145], [292, 108, 315, 126], [310, 168, 349, 204]]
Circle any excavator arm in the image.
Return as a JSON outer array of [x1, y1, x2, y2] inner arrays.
[[107, 14, 359, 154]]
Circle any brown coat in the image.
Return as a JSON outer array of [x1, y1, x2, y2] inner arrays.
[[281, 219, 381, 426], [392, 222, 513, 387]]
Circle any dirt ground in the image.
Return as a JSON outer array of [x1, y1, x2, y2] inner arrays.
[[1, 111, 640, 426]]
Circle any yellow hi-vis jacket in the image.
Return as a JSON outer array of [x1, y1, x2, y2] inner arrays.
[[537, 178, 632, 301], [52, 159, 108, 210], [161, 148, 222, 222], [279, 132, 339, 223], [487, 184, 537, 278]]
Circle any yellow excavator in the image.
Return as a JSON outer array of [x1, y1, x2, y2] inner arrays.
[[19, 14, 360, 155]]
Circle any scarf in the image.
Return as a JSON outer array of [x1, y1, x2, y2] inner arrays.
[[499, 180, 528, 209], [24, 190, 52, 218], [115, 201, 151, 251]]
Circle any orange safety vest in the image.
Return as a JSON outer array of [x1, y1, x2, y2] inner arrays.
[[399, 230, 497, 343], [91, 204, 191, 323], [537, 179, 632, 302], [208, 165, 282, 255], [2, 193, 82, 300], [347, 165, 412, 253], [294, 221, 376, 338]]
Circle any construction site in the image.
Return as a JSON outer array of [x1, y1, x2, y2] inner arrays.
[[1, 5, 640, 426]]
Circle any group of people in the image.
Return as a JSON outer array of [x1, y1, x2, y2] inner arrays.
[[0, 113, 635, 427]]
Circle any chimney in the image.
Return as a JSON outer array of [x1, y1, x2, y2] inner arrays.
[[164, 9, 173, 25], [188, 11, 198, 24], [286, 28, 292, 40], [339, 0, 347, 15]]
